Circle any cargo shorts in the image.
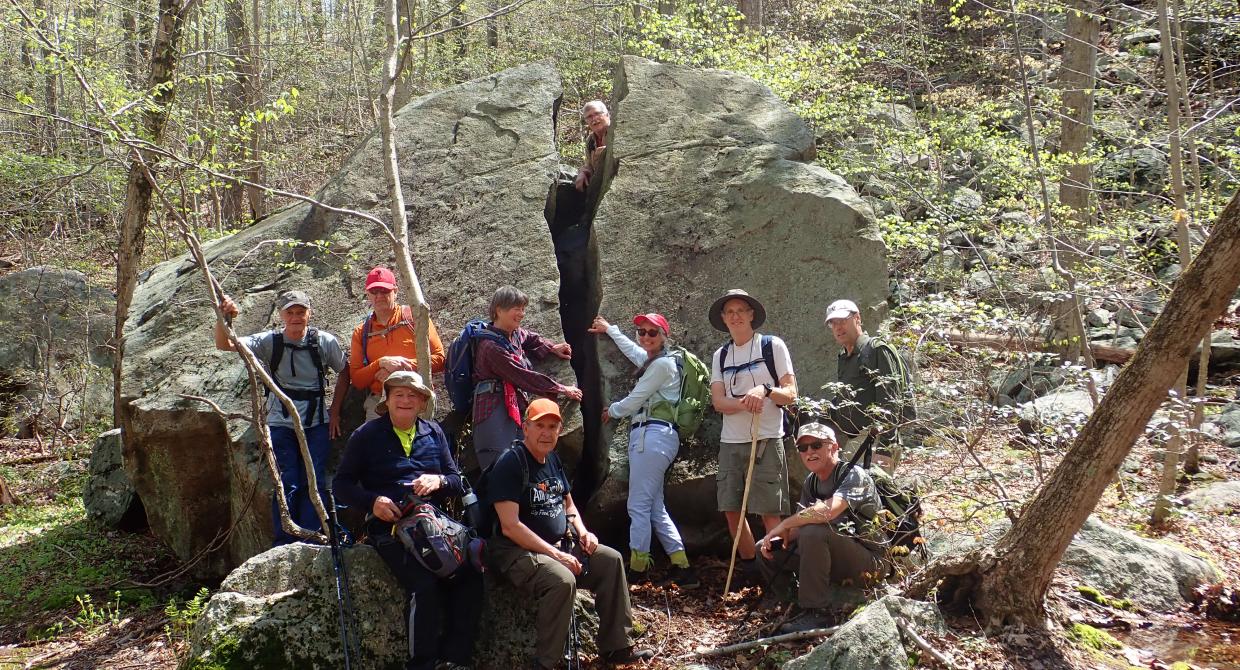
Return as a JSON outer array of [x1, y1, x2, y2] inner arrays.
[[716, 438, 790, 515]]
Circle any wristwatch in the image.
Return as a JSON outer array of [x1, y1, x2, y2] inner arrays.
[[763, 383, 773, 397]]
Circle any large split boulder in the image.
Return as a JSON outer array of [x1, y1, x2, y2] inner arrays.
[[189, 543, 599, 669], [0, 266, 114, 437], [583, 56, 889, 549], [120, 61, 580, 577]]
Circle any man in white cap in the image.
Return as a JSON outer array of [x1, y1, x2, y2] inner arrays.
[[708, 289, 797, 578], [756, 422, 886, 633], [823, 299, 908, 471], [214, 289, 347, 546]]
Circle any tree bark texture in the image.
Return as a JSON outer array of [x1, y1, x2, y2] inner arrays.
[[112, 0, 192, 426], [1058, 0, 1099, 229], [969, 190, 1240, 626], [380, 0, 434, 416]]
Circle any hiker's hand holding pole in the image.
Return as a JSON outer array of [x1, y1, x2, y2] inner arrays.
[[409, 473, 442, 496], [551, 342, 573, 359], [739, 385, 766, 413], [371, 495, 401, 522], [553, 548, 583, 575]]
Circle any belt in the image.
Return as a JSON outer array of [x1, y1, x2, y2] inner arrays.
[[631, 419, 676, 432]]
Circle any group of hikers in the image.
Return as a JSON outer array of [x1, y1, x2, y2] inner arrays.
[[213, 256, 914, 668]]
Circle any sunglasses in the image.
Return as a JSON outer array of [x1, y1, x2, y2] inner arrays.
[[796, 440, 831, 453], [367, 288, 393, 295], [635, 328, 662, 338]]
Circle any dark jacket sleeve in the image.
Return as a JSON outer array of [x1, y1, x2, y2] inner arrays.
[[332, 428, 378, 512]]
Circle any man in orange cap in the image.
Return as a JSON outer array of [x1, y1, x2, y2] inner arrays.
[[486, 398, 653, 669]]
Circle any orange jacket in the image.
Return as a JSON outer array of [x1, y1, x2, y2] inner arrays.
[[350, 306, 446, 395]]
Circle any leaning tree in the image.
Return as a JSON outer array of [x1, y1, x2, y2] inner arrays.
[[907, 189, 1240, 627]]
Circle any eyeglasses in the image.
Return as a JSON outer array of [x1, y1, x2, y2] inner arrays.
[[635, 328, 662, 338], [796, 441, 831, 453]]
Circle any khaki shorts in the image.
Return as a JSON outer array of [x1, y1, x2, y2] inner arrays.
[[716, 438, 790, 515]]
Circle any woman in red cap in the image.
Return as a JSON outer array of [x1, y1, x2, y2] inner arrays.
[[589, 312, 699, 589]]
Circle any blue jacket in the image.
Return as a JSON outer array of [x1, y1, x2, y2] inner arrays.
[[332, 414, 463, 514]]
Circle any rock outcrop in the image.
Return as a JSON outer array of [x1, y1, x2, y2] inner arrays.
[[929, 516, 1221, 612], [120, 62, 579, 576], [784, 596, 945, 670], [584, 56, 889, 548], [189, 543, 600, 669], [83, 428, 144, 529], [0, 266, 114, 437]]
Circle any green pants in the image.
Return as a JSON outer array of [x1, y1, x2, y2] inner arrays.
[[487, 536, 635, 668]]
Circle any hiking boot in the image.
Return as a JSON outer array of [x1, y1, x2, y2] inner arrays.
[[778, 608, 833, 634], [662, 566, 700, 590], [600, 645, 655, 666], [625, 567, 652, 586]]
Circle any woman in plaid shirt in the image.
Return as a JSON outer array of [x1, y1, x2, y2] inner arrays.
[[471, 286, 583, 469]]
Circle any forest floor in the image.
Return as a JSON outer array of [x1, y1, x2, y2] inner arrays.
[[0, 399, 1237, 670]]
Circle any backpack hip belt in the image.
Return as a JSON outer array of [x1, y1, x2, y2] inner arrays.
[[268, 329, 327, 426], [630, 419, 676, 432]]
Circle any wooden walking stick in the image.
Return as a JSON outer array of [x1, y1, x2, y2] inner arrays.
[[723, 413, 761, 595]]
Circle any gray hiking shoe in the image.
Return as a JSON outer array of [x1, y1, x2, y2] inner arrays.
[[778, 608, 833, 634]]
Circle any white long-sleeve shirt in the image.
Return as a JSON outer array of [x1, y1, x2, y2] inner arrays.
[[605, 324, 681, 422]]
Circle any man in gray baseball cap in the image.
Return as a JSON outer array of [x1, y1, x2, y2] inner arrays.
[[756, 422, 886, 632], [214, 289, 347, 546]]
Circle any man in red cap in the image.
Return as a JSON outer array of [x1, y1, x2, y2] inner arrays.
[[486, 398, 653, 668], [342, 266, 447, 425]]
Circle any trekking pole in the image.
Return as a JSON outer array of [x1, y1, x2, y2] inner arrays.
[[723, 414, 761, 596], [327, 491, 361, 669], [562, 515, 584, 670]]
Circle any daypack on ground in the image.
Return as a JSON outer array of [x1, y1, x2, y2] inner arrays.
[[394, 495, 484, 577], [444, 319, 512, 415], [868, 468, 926, 559], [647, 346, 711, 436]]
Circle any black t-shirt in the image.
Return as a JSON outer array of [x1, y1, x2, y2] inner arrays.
[[488, 444, 570, 544]]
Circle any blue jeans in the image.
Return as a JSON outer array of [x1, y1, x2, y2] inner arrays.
[[627, 423, 686, 556], [270, 423, 330, 546]]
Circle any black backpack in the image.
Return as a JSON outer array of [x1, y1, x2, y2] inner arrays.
[[809, 433, 927, 560], [443, 320, 514, 415], [472, 443, 561, 540], [267, 329, 327, 425], [393, 495, 484, 577]]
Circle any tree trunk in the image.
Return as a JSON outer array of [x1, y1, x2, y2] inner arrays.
[[1057, 0, 1099, 230], [381, 0, 434, 416], [1152, 0, 1192, 523], [220, 0, 264, 225], [926, 190, 1240, 627], [112, 0, 192, 427]]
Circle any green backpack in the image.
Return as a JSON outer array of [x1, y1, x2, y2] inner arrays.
[[648, 346, 712, 437]]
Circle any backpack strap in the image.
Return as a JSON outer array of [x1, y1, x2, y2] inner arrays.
[[266, 329, 327, 425], [760, 335, 779, 383], [360, 306, 418, 368]]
